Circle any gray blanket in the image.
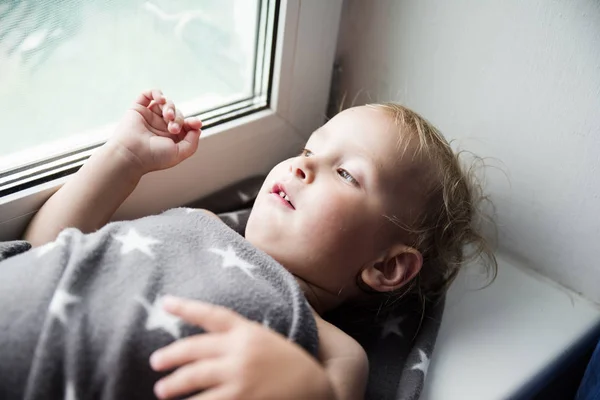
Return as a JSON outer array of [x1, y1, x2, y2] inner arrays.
[[0, 208, 317, 400]]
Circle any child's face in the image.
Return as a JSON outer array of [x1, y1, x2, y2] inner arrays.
[[246, 106, 415, 302]]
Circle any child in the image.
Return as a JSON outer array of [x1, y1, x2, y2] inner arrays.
[[2, 89, 495, 400]]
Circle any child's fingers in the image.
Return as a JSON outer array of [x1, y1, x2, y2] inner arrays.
[[134, 89, 165, 108], [150, 334, 223, 371], [138, 89, 166, 119], [162, 296, 241, 333], [154, 360, 226, 399], [184, 117, 202, 131], [177, 129, 201, 161], [147, 101, 163, 117], [131, 103, 165, 129], [168, 108, 185, 134], [152, 89, 165, 102], [176, 128, 201, 160], [175, 108, 185, 127], [162, 99, 176, 122]]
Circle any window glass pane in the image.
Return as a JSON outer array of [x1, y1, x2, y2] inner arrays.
[[0, 0, 260, 160]]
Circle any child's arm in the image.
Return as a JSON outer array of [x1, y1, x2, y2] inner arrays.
[[24, 90, 202, 246], [23, 141, 144, 246], [150, 297, 368, 400], [314, 315, 369, 400]]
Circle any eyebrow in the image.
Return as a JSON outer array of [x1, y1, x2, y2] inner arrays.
[[357, 154, 382, 190], [365, 153, 384, 174], [351, 139, 384, 175], [309, 128, 384, 185]]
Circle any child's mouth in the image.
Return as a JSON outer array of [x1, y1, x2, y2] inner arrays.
[[270, 183, 295, 209]]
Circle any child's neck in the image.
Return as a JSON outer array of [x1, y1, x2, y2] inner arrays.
[[294, 276, 344, 316]]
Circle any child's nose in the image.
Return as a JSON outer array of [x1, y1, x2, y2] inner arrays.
[[294, 166, 306, 179], [290, 158, 314, 183]]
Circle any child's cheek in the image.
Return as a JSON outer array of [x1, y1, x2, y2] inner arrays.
[[310, 193, 356, 232]]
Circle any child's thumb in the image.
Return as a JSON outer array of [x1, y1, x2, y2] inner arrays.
[[176, 129, 201, 160]]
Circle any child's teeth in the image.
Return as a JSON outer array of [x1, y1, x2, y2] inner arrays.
[[276, 190, 291, 203]]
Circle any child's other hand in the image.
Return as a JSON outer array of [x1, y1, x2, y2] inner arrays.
[[150, 297, 336, 400], [111, 89, 203, 174]]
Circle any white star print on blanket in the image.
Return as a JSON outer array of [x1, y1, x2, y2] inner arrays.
[[49, 289, 80, 325], [380, 314, 406, 339], [64, 381, 77, 400], [113, 228, 160, 258], [137, 296, 182, 339], [208, 245, 258, 278], [36, 229, 72, 257], [411, 348, 430, 377], [237, 190, 251, 203]]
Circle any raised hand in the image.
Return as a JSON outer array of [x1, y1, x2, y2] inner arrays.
[[111, 89, 203, 174]]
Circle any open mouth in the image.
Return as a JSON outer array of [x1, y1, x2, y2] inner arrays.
[[271, 183, 295, 209]]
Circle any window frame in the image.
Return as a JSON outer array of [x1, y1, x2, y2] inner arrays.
[[0, 0, 344, 240]]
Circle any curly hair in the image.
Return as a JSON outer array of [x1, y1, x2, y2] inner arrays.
[[367, 103, 498, 306]]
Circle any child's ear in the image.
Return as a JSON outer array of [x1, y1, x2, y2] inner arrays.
[[360, 246, 423, 292]]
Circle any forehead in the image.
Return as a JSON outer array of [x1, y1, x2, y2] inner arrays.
[[313, 106, 414, 175]]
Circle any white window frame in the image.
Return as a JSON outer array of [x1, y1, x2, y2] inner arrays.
[[0, 0, 343, 241]]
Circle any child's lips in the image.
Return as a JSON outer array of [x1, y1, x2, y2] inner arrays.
[[270, 182, 295, 209], [270, 192, 295, 210]]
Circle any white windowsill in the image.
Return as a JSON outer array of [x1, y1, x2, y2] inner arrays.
[[422, 255, 600, 400]]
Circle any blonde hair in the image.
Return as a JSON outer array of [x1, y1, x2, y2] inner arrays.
[[368, 103, 498, 304]]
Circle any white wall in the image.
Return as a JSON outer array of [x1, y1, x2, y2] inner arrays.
[[335, 0, 600, 303]]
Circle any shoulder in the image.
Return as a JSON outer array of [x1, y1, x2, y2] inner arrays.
[[314, 314, 369, 399], [199, 209, 220, 220], [159, 208, 221, 220], [314, 313, 368, 365]]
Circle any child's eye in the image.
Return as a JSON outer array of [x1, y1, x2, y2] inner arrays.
[[337, 169, 358, 186], [301, 148, 313, 157]]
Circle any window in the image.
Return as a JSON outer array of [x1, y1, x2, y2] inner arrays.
[[0, 0, 343, 240], [0, 0, 277, 196]]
